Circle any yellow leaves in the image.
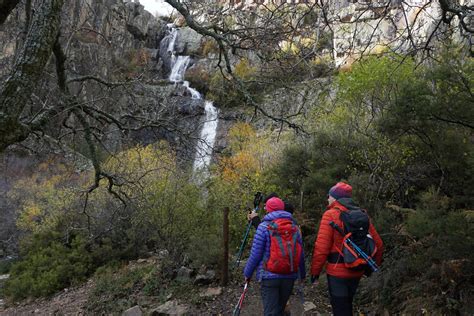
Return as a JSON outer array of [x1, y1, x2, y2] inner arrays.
[[15, 183, 75, 234], [220, 151, 258, 183], [228, 122, 256, 152], [279, 36, 316, 56], [200, 39, 219, 56], [279, 40, 300, 55], [370, 44, 389, 55], [103, 142, 176, 185], [234, 58, 257, 81], [217, 122, 277, 187], [13, 144, 179, 236], [17, 203, 42, 232]]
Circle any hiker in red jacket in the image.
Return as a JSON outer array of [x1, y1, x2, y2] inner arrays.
[[310, 182, 383, 316]]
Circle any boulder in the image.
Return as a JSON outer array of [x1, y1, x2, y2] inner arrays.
[[150, 300, 189, 316], [158, 249, 169, 259], [194, 270, 216, 285], [176, 266, 193, 283], [174, 27, 203, 56], [123, 305, 143, 316]]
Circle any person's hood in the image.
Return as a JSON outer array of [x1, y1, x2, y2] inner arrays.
[[328, 198, 360, 211], [338, 197, 360, 210]]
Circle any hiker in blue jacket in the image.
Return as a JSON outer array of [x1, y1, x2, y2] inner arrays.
[[244, 197, 306, 316]]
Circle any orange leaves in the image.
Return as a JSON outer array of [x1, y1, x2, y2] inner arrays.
[[217, 122, 277, 187], [220, 151, 258, 183]]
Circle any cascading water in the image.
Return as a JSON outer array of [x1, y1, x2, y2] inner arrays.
[[164, 25, 219, 173], [192, 100, 219, 172]]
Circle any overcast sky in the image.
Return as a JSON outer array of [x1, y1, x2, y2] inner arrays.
[[139, 0, 175, 16]]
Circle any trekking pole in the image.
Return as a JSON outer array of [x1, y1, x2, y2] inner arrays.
[[232, 282, 249, 316], [329, 221, 379, 272], [234, 192, 263, 268], [234, 221, 252, 268]]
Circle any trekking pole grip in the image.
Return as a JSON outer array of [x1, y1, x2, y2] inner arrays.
[[253, 191, 263, 210], [329, 221, 345, 235]]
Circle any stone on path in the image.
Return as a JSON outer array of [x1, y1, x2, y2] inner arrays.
[[200, 287, 223, 297], [176, 266, 193, 283], [194, 270, 216, 285], [150, 300, 189, 316], [123, 305, 143, 316], [304, 301, 319, 313]]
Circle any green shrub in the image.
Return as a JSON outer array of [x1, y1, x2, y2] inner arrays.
[[207, 58, 263, 108], [4, 235, 93, 300], [187, 230, 221, 268], [0, 257, 16, 274], [87, 263, 160, 314]]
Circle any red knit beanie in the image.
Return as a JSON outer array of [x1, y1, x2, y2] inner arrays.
[[265, 197, 285, 213], [328, 182, 352, 200]]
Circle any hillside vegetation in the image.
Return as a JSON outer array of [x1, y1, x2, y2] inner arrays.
[[0, 0, 472, 314]]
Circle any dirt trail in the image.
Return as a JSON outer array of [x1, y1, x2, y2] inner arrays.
[[0, 280, 332, 315], [227, 283, 331, 316]]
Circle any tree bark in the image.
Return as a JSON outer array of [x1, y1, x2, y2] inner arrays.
[[0, 0, 20, 25], [0, 0, 64, 152]]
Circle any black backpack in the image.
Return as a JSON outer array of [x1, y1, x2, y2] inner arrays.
[[338, 208, 377, 271]]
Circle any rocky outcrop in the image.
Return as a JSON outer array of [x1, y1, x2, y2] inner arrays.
[[176, 266, 194, 283], [0, 0, 167, 77], [330, 1, 439, 67], [174, 27, 204, 56], [194, 270, 216, 285]]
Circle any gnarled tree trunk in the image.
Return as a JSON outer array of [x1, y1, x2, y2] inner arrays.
[[0, 0, 64, 152], [0, 0, 20, 25]]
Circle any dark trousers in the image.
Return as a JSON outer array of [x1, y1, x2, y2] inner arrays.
[[327, 275, 360, 316], [260, 278, 295, 316]]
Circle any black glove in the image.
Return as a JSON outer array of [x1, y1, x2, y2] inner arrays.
[[311, 275, 319, 284]]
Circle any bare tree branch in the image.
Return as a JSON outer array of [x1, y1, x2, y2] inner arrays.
[[439, 0, 473, 33]]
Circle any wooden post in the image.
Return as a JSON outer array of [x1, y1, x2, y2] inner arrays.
[[222, 207, 229, 286], [300, 190, 304, 213]]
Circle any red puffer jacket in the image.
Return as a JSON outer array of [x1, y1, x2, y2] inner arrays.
[[310, 199, 383, 279]]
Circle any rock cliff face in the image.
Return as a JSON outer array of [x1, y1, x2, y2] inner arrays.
[[0, 0, 468, 161], [0, 0, 210, 164], [330, 0, 444, 67], [217, 0, 470, 68], [1, 0, 165, 77]]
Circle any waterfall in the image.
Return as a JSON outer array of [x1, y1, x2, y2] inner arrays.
[[165, 26, 219, 173], [192, 100, 219, 172], [169, 55, 191, 82], [166, 25, 178, 54]]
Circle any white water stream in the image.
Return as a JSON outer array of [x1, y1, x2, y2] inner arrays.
[[165, 26, 219, 172]]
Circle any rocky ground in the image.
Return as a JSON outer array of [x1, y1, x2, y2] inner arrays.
[[0, 277, 333, 315]]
